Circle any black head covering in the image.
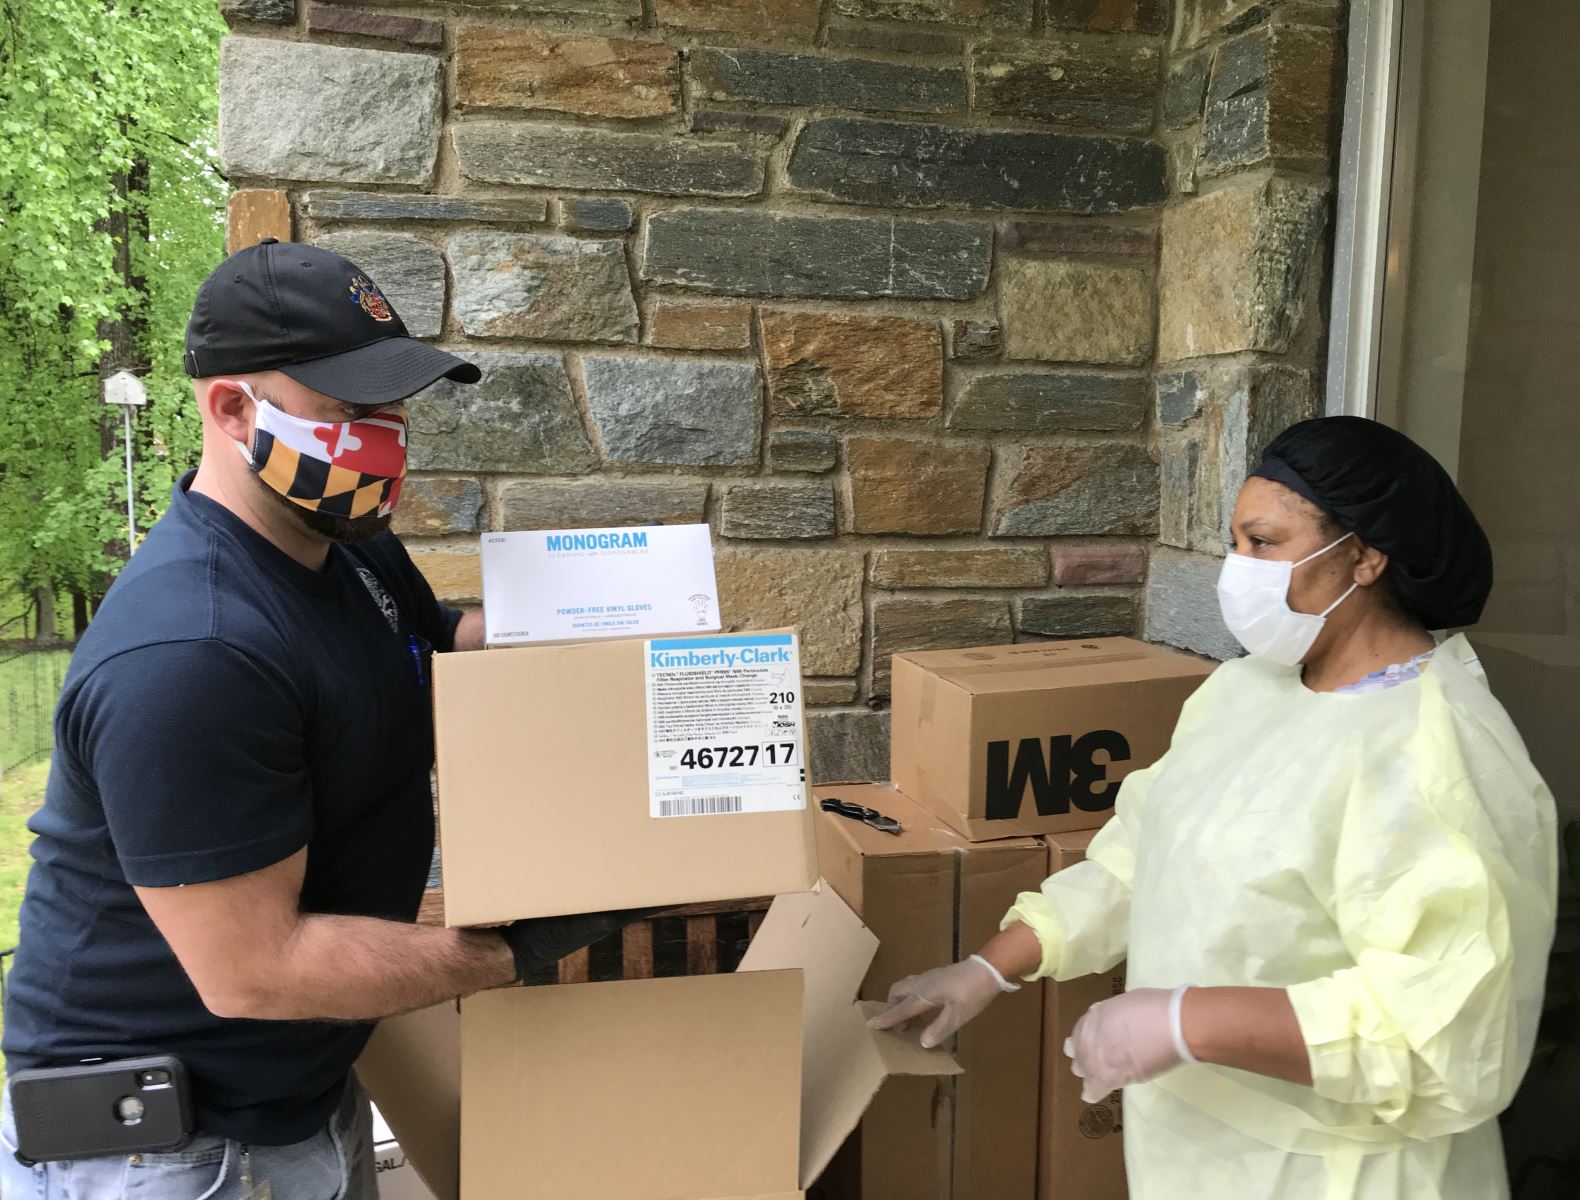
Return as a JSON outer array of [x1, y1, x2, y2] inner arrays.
[[1253, 416, 1493, 629]]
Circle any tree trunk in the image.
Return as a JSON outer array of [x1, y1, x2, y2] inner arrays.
[[72, 591, 90, 639], [32, 587, 55, 643], [94, 137, 149, 571]]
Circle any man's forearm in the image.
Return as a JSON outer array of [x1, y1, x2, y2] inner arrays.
[[242, 914, 515, 1022], [452, 609, 485, 652]]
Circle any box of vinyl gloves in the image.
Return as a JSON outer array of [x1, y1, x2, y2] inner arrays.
[[479, 523, 720, 648], [357, 885, 960, 1200], [431, 628, 818, 926]]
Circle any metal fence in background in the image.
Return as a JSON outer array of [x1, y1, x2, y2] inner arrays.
[[0, 645, 72, 773]]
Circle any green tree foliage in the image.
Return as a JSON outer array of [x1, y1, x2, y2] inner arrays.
[[0, 0, 226, 611]]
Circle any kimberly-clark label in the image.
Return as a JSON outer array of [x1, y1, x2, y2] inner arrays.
[[480, 523, 720, 647], [645, 634, 808, 819]]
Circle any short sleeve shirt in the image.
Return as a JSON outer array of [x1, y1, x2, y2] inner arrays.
[[2, 472, 459, 1145]]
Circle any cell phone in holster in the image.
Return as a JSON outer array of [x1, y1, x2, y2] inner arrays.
[[10, 1055, 194, 1165]]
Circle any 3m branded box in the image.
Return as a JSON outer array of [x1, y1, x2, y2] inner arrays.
[[357, 886, 959, 1200], [1039, 831, 1127, 1200], [891, 638, 1215, 841], [432, 629, 817, 925], [480, 523, 720, 647], [813, 784, 1045, 1200]]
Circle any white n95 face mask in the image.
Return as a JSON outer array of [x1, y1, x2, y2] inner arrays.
[[1217, 533, 1358, 666]]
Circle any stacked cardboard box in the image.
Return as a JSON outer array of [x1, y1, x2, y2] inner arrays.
[[365, 517, 1213, 1200], [814, 783, 1045, 1200], [359, 527, 960, 1200], [817, 637, 1216, 1200], [1040, 830, 1129, 1200], [428, 628, 820, 924], [361, 888, 961, 1200], [890, 638, 1215, 843]]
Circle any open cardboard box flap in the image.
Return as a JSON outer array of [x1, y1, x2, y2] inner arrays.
[[359, 885, 957, 1200], [737, 886, 962, 1186], [357, 1001, 462, 1200]]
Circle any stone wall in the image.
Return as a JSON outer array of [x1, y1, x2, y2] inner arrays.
[[1147, 0, 1343, 656], [216, 0, 1344, 778]]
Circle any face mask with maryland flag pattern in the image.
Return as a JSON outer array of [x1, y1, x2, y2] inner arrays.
[[234, 381, 408, 519]]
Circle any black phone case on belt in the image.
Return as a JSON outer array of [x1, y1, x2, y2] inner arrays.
[[10, 1055, 194, 1163]]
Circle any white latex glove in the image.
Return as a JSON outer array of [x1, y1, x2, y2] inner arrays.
[[1064, 986, 1196, 1104], [866, 956, 1019, 1049]]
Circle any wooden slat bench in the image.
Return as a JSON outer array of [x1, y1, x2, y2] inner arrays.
[[417, 889, 772, 985]]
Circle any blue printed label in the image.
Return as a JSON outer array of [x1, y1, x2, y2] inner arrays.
[[644, 634, 807, 819]]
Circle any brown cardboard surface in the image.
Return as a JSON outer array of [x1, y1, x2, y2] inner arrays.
[[432, 629, 818, 925], [1039, 831, 1127, 1200], [461, 974, 801, 1200], [815, 784, 1046, 1200], [739, 885, 962, 1187], [358, 1002, 462, 1200], [1472, 633, 1580, 825], [819, 1076, 948, 1200], [1045, 828, 1097, 872], [814, 785, 956, 1200], [891, 638, 1214, 841], [359, 886, 957, 1200], [813, 784, 967, 995], [954, 847, 1047, 1200], [904, 639, 1186, 689]]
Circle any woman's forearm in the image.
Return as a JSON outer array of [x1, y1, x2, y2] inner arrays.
[[973, 920, 1045, 981], [1180, 986, 1313, 1086], [975, 936, 1314, 1087]]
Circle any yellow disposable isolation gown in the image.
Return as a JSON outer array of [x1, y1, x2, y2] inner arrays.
[[1005, 635, 1557, 1200]]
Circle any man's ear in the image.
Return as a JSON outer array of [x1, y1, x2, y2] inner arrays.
[[200, 379, 254, 446]]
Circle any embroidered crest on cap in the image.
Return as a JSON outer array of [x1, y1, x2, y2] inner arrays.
[[348, 275, 394, 323]]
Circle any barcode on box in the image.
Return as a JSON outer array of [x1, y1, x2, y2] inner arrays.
[[658, 794, 745, 817]]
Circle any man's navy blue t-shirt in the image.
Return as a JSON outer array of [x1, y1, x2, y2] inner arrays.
[[2, 473, 459, 1144]]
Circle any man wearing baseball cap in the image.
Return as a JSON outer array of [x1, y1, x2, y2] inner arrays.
[[2, 242, 637, 1197]]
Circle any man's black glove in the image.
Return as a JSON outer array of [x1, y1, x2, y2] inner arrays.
[[496, 907, 664, 982]]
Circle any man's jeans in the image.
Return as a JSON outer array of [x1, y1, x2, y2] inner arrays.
[[0, 1073, 375, 1199]]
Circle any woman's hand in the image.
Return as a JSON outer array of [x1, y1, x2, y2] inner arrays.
[[1066, 985, 1313, 1102], [866, 956, 1018, 1048], [1065, 987, 1193, 1103]]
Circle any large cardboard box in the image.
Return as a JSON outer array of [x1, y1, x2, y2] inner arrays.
[[480, 523, 721, 648], [891, 638, 1215, 841], [813, 783, 1046, 1200], [372, 1106, 439, 1200], [358, 886, 960, 1200], [433, 629, 818, 925], [1039, 831, 1126, 1200]]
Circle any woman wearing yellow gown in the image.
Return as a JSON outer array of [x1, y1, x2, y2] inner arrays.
[[872, 417, 1558, 1200]]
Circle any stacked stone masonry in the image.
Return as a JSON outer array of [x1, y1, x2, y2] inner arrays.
[[218, 0, 1345, 778]]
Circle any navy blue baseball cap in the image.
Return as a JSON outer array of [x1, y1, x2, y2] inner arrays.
[[183, 238, 479, 405]]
